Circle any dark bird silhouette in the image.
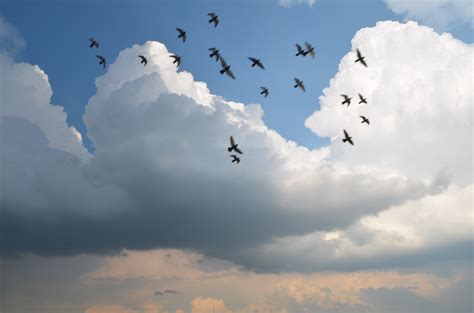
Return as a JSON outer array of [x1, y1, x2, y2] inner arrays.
[[342, 129, 354, 145], [341, 94, 351, 106], [219, 58, 235, 79], [294, 78, 305, 92], [138, 55, 148, 66], [228, 136, 243, 154], [208, 13, 219, 27], [360, 115, 370, 125], [248, 57, 265, 70], [304, 42, 316, 58], [260, 86, 269, 97], [295, 43, 306, 57], [355, 49, 367, 67], [176, 28, 187, 42], [170, 54, 181, 68], [208, 48, 221, 61], [358, 93, 367, 104], [89, 38, 99, 49], [249, 57, 265, 70], [96, 55, 106, 68], [230, 154, 240, 164]]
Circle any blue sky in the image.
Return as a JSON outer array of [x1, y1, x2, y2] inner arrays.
[[6, 0, 471, 151]]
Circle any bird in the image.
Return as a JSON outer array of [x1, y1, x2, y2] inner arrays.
[[260, 87, 269, 97], [219, 58, 235, 79], [304, 42, 316, 58], [208, 13, 219, 27], [208, 48, 220, 61], [295, 43, 306, 57], [138, 55, 148, 66], [96, 55, 106, 68], [294, 78, 305, 92], [248, 57, 265, 70], [176, 28, 187, 42], [360, 115, 370, 125], [342, 129, 354, 145], [228, 136, 243, 154], [89, 38, 99, 49], [358, 93, 367, 104], [170, 54, 181, 68], [355, 49, 367, 67], [341, 94, 351, 106], [230, 154, 240, 164]]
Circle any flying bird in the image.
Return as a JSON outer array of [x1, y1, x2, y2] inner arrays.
[[260, 86, 269, 97], [138, 55, 148, 66], [208, 48, 220, 61], [230, 154, 240, 164], [355, 49, 367, 67], [360, 115, 370, 125], [219, 58, 235, 79], [208, 13, 219, 27], [304, 42, 316, 58], [228, 136, 243, 154], [89, 38, 99, 49], [170, 54, 181, 68], [341, 94, 351, 106], [96, 55, 106, 68], [342, 129, 354, 145], [176, 28, 187, 42], [248, 57, 265, 70], [358, 93, 367, 104], [294, 78, 305, 92], [295, 43, 306, 57]]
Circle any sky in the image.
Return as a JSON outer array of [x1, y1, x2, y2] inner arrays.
[[0, 0, 473, 313]]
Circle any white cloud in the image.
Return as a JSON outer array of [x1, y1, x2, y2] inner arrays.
[[384, 0, 474, 30], [0, 16, 26, 55], [1, 20, 471, 276], [278, 0, 316, 8]]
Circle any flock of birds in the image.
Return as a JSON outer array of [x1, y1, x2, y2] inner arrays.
[[88, 12, 370, 164]]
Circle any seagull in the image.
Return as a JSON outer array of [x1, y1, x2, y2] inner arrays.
[[355, 49, 367, 67], [260, 87, 269, 97], [295, 43, 306, 57], [342, 129, 354, 145], [360, 115, 370, 125], [176, 28, 187, 42], [304, 42, 316, 58], [294, 78, 305, 92], [248, 57, 265, 70], [230, 154, 240, 164], [89, 38, 99, 49], [228, 136, 243, 154], [358, 93, 367, 104], [138, 55, 148, 66], [96, 55, 106, 68], [170, 54, 181, 68], [219, 58, 235, 79], [208, 13, 219, 27], [341, 94, 351, 106], [208, 48, 220, 61]]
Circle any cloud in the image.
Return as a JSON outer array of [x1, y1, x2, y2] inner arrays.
[[1, 20, 472, 275], [0, 16, 26, 55], [278, 0, 316, 8], [384, 0, 474, 30]]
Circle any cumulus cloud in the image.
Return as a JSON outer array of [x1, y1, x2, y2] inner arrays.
[[384, 0, 474, 30], [1, 20, 472, 276], [278, 0, 316, 8]]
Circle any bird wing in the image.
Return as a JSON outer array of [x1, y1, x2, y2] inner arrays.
[[248, 57, 257, 63], [260, 87, 266, 91], [176, 28, 184, 34], [227, 68, 235, 79], [96, 55, 103, 61], [209, 47, 217, 52], [256, 61, 264, 69], [358, 94, 363, 101], [234, 146, 243, 154], [294, 78, 300, 84], [296, 44, 303, 52], [138, 55, 146, 61], [220, 57, 228, 68], [360, 58, 367, 67], [230, 136, 235, 146], [356, 49, 362, 58], [208, 12, 216, 17], [300, 83, 306, 92]]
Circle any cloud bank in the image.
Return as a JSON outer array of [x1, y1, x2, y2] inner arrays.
[[1, 20, 472, 274]]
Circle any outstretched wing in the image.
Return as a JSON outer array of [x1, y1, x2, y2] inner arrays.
[[138, 55, 146, 61], [208, 12, 216, 18], [296, 43, 303, 53], [230, 136, 235, 146], [256, 60, 265, 69], [234, 146, 243, 154], [248, 57, 257, 63], [359, 58, 367, 67], [299, 83, 306, 92], [356, 49, 362, 59], [226, 68, 235, 79], [220, 57, 228, 68], [343, 129, 349, 138], [176, 27, 184, 34]]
